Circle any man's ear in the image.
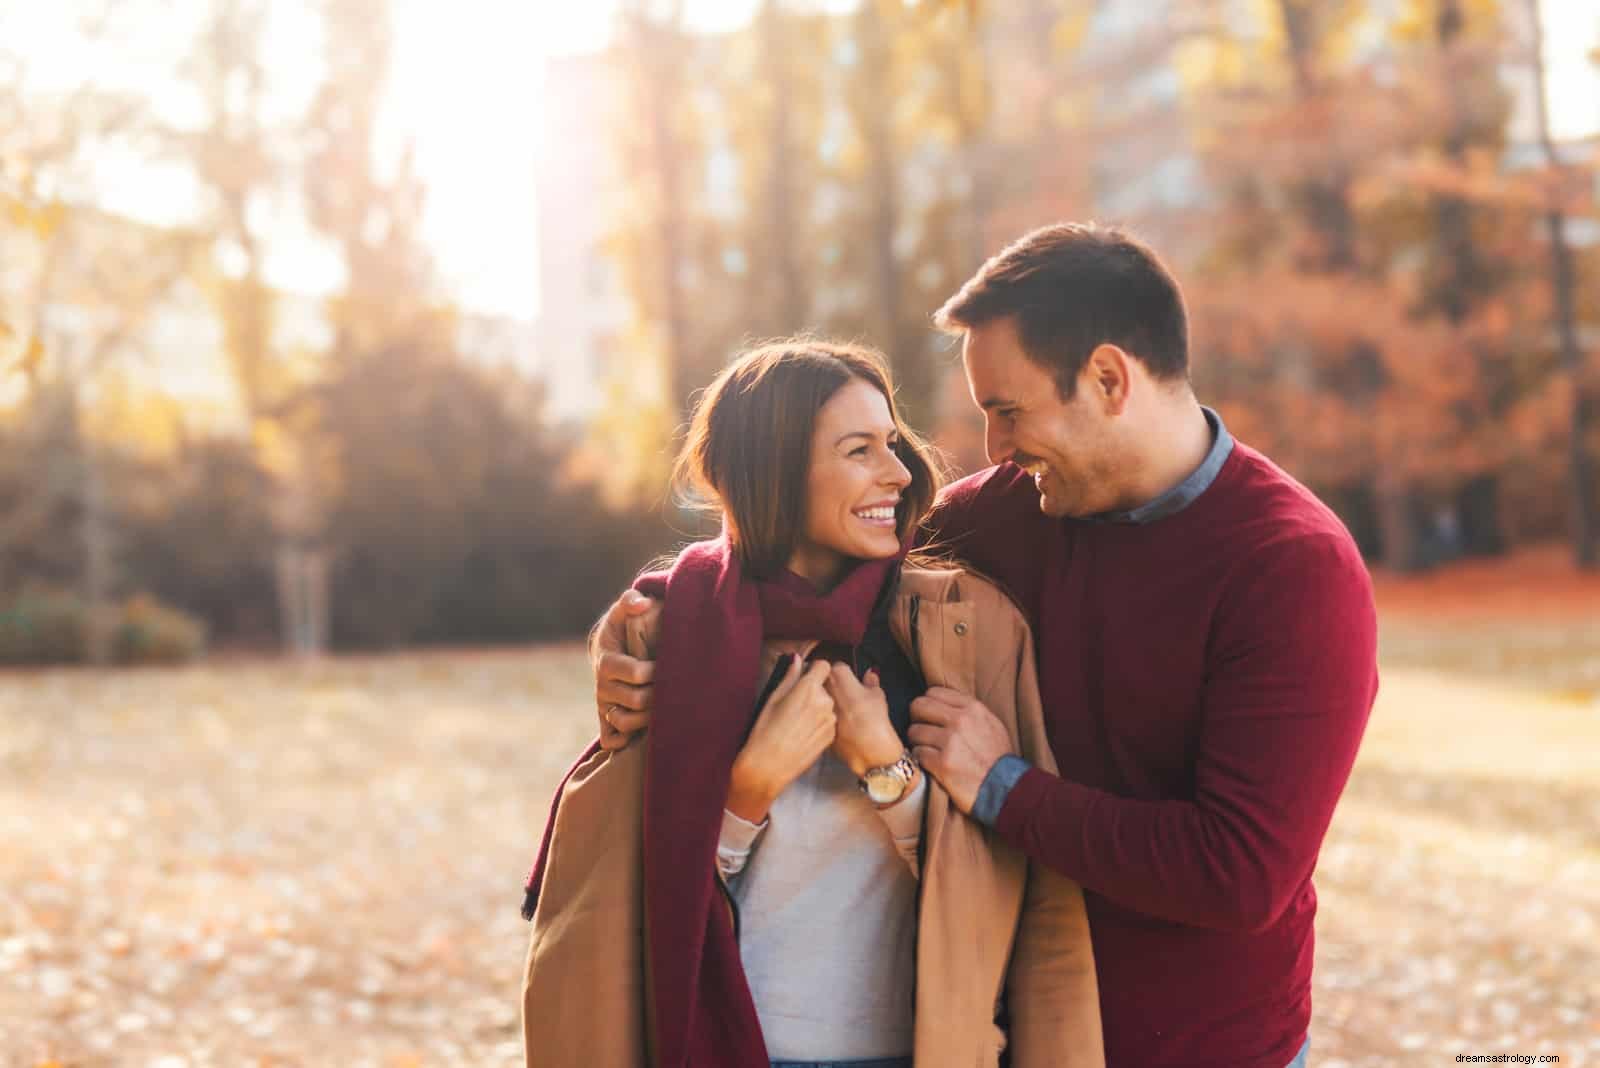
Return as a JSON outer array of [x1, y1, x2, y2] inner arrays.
[[1085, 344, 1132, 415]]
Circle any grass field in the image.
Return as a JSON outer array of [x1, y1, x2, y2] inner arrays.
[[2, 624, 1597, 1066]]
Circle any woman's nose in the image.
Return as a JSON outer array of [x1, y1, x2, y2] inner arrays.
[[884, 449, 912, 488]]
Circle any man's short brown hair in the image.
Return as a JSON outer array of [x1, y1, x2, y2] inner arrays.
[[935, 222, 1189, 397]]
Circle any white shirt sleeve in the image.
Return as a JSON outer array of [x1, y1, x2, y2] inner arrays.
[[716, 808, 769, 878], [872, 771, 928, 878]]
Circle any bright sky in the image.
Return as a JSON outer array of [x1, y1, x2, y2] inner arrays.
[[5, 0, 1598, 324], [388, 0, 768, 320]]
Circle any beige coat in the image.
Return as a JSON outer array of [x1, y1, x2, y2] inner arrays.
[[522, 566, 1103, 1068]]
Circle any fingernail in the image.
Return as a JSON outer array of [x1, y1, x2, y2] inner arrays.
[[624, 591, 645, 606]]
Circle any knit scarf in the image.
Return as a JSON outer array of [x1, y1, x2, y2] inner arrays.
[[522, 535, 901, 1067]]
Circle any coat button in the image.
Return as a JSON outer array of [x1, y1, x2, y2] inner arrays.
[[953, 621, 968, 636]]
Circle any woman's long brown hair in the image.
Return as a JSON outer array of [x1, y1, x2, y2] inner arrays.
[[672, 339, 945, 580]]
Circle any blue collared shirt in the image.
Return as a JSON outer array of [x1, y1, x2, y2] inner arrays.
[[968, 407, 1236, 828]]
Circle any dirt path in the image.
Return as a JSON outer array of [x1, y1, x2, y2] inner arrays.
[[1, 645, 1595, 1066]]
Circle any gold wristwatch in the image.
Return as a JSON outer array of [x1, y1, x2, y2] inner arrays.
[[859, 750, 918, 805]]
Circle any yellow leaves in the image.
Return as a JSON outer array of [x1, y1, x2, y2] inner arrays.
[[251, 417, 300, 480], [3, 333, 46, 381], [1, 191, 66, 240], [20, 336, 45, 377], [0, 313, 45, 385], [81, 374, 188, 457], [1050, 8, 1093, 58]]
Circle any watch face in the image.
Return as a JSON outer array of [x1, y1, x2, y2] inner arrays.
[[865, 768, 906, 804]]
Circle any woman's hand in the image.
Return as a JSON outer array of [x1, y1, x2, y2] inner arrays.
[[825, 664, 906, 779], [726, 656, 837, 823]]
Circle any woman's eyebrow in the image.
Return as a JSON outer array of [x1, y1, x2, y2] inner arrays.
[[833, 429, 895, 447]]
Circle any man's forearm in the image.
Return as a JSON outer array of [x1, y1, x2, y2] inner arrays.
[[985, 766, 1321, 932]]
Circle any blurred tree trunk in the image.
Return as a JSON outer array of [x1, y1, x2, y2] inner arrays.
[[852, 0, 933, 426], [1275, 0, 1358, 274], [1276, 0, 1423, 571], [1431, 0, 1506, 557], [621, 3, 695, 419], [1526, 0, 1598, 569], [183, 0, 304, 644], [950, 4, 993, 269], [760, 0, 808, 332]]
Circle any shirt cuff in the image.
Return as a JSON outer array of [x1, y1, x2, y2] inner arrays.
[[720, 808, 768, 850], [971, 753, 1031, 828], [716, 808, 769, 878], [874, 770, 928, 841]]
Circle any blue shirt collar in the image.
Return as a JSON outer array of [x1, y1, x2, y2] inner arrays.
[[1081, 406, 1234, 525]]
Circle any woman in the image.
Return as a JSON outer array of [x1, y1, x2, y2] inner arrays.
[[520, 341, 1102, 1068]]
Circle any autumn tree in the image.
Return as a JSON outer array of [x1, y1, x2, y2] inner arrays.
[[0, 18, 193, 658], [1524, 0, 1598, 567]]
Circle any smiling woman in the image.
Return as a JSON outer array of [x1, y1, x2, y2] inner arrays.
[[669, 339, 940, 584]]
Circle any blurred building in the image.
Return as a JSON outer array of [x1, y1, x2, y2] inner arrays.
[[535, 54, 631, 421]]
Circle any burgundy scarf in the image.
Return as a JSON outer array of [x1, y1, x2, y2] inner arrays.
[[523, 535, 900, 1067]]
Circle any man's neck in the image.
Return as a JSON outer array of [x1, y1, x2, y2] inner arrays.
[[1119, 398, 1214, 512]]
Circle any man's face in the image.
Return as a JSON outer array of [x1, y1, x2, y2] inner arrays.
[[962, 316, 1121, 518]]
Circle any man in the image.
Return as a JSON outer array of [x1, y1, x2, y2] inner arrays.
[[590, 223, 1377, 1068]]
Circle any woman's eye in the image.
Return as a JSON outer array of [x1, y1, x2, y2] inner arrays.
[[851, 445, 869, 457]]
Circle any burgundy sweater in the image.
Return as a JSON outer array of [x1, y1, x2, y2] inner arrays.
[[924, 441, 1378, 1068]]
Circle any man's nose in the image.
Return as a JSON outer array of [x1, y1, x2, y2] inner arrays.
[[985, 419, 1015, 466]]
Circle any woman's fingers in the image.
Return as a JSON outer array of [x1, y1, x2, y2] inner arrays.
[[760, 654, 816, 721], [762, 653, 806, 709], [824, 662, 866, 703]]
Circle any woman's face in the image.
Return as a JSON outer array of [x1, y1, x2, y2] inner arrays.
[[787, 378, 913, 586]]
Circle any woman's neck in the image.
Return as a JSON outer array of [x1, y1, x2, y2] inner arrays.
[[785, 543, 847, 592]]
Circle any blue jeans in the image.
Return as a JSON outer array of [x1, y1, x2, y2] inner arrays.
[[1286, 1037, 1311, 1068], [771, 1060, 913, 1068]]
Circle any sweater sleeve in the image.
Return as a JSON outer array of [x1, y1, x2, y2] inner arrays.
[[994, 532, 1378, 932], [873, 772, 928, 877], [918, 466, 1044, 617], [716, 809, 768, 878]]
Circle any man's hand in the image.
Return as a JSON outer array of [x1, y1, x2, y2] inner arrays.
[[592, 590, 662, 750], [909, 686, 1013, 814]]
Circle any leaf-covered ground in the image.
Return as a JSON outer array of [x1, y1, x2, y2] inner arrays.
[[2, 631, 1596, 1066]]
